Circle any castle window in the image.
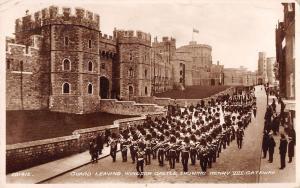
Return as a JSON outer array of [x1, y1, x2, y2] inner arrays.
[[88, 83, 93, 94], [145, 69, 147, 78], [6, 59, 10, 70], [129, 53, 133, 61], [88, 40, 92, 48], [64, 37, 69, 46], [128, 67, 134, 77], [63, 59, 71, 71], [62, 82, 70, 94], [88, 61, 93, 71], [20, 60, 23, 71], [101, 63, 105, 69], [145, 86, 148, 95], [129, 86, 134, 95]]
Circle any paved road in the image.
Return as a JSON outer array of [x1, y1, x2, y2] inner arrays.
[[45, 86, 270, 183]]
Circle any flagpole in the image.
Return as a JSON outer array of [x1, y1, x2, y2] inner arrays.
[[192, 29, 194, 41]]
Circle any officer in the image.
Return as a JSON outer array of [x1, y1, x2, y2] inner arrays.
[[181, 136, 190, 172], [236, 122, 244, 149], [136, 145, 145, 178], [109, 135, 117, 162]]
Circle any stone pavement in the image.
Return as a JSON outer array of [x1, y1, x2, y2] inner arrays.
[[6, 144, 120, 183], [258, 95, 296, 183]]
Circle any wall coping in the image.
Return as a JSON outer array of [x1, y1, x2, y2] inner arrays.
[[7, 134, 80, 150], [72, 124, 118, 135], [133, 103, 157, 106]]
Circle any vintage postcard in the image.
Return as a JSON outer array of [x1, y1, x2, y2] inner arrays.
[[1, 0, 298, 187]]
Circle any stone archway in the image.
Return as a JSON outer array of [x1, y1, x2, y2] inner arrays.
[[100, 76, 109, 99]]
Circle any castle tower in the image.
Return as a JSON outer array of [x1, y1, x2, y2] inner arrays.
[[258, 52, 268, 84], [48, 7, 101, 114], [13, 6, 105, 114], [114, 29, 152, 100], [151, 36, 176, 93]]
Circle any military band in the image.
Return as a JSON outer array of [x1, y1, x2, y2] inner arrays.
[[100, 88, 256, 177]]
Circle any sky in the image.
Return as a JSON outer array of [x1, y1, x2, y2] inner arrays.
[[0, 0, 287, 71]]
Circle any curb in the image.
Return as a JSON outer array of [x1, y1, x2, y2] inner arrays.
[[37, 150, 121, 184]]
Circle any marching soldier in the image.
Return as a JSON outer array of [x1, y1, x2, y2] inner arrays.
[[120, 135, 129, 162], [145, 134, 152, 165], [157, 135, 166, 166], [169, 135, 177, 169], [136, 145, 145, 178], [189, 136, 197, 165], [151, 133, 158, 159], [181, 136, 190, 172], [197, 139, 208, 172], [130, 136, 138, 163]]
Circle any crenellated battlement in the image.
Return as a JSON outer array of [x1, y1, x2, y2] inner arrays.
[[153, 36, 176, 46], [6, 35, 42, 56], [15, 6, 100, 33], [99, 32, 116, 46], [113, 29, 151, 46]]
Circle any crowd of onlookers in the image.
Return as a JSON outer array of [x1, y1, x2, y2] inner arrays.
[[262, 86, 295, 170]]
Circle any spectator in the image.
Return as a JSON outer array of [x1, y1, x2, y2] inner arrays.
[[288, 136, 295, 163], [279, 134, 287, 169], [268, 132, 276, 163], [262, 130, 269, 159]]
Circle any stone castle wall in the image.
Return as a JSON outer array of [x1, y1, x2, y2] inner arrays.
[[6, 112, 165, 174]]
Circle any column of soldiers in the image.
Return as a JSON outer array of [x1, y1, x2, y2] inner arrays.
[[106, 89, 256, 178]]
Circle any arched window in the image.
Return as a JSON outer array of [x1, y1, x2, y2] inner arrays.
[[62, 82, 70, 94], [63, 59, 71, 71], [88, 83, 93, 94], [88, 61, 93, 71], [129, 53, 133, 61], [129, 86, 133, 95], [145, 86, 148, 95], [145, 69, 147, 78]]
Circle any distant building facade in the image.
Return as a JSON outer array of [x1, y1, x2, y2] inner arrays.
[[223, 66, 257, 86], [171, 41, 223, 87], [257, 52, 276, 85], [275, 3, 295, 99], [151, 37, 176, 94]]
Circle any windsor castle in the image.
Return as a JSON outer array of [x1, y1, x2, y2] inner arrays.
[[6, 6, 224, 114]]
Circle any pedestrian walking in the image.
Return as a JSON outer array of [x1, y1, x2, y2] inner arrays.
[[279, 134, 287, 169]]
